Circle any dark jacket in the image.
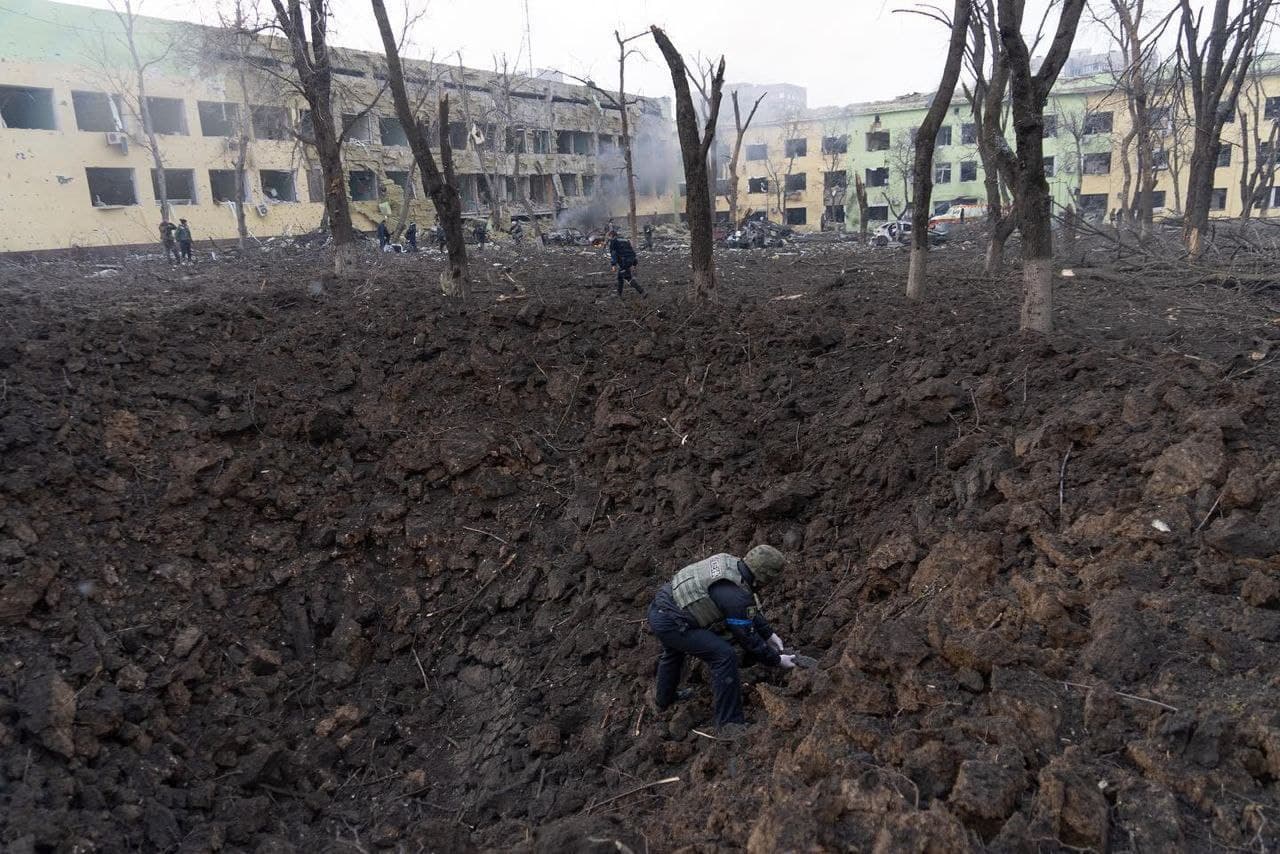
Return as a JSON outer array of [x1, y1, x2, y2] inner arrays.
[[651, 562, 781, 666], [608, 237, 636, 268]]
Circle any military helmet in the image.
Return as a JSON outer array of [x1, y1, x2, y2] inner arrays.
[[743, 544, 785, 585]]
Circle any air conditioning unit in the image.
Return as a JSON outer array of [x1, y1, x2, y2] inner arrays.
[[104, 131, 129, 153]]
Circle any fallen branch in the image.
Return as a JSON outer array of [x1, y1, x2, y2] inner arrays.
[[1060, 680, 1179, 712], [461, 526, 509, 545], [584, 776, 680, 813]]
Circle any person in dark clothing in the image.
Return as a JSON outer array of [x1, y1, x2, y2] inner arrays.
[[405, 221, 418, 251], [159, 220, 179, 263], [175, 219, 193, 263], [376, 219, 391, 250], [643, 222, 654, 251], [473, 221, 487, 250], [607, 229, 645, 297], [509, 220, 524, 246], [433, 224, 447, 251], [647, 545, 794, 734]]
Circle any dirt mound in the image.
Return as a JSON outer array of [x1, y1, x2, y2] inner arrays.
[[1, 248, 1278, 851]]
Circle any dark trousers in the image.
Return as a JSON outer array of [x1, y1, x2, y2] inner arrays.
[[648, 602, 743, 726], [616, 264, 643, 296], [163, 240, 179, 262], [179, 240, 192, 261]]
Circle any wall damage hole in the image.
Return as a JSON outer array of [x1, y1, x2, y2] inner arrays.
[[866, 131, 890, 152], [260, 169, 297, 202], [146, 97, 187, 135], [86, 167, 137, 206], [785, 207, 807, 225], [72, 91, 123, 132], [253, 106, 290, 140], [386, 170, 415, 199], [558, 173, 579, 197], [151, 168, 197, 204], [0, 85, 56, 129]]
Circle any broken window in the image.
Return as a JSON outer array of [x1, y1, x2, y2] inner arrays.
[[379, 116, 409, 146], [824, 170, 846, 191], [866, 167, 889, 188], [784, 207, 807, 225], [715, 178, 732, 195], [1082, 152, 1111, 175], [1150, 190, 1166, 209], [297, 110, 314, 141], [386, 170, 416, 199], [1043, 156, 1056, 177], [581, 175, 596, 196], [349, 169, 377, 201], [959, 160, 978, 182], [1153, 149, 1169, 170], [0, 85, 56, 129], [531, 129, 551, 153], [197, 101, 239, 137], [150, 168, 196, 204], [342, 112, 373, 143], [208, 169, 245, 203], [307, 168, 324, 203], [559, 173, 579, 196], [1259, 140, 1275, 163], [448, 121, 468, 150], [824, 205, 845, 222], [1217, 145, 1232, 167], [821, 135, 848, 155], [746, 143, 767, 161], [73, 91, 124, 132], [678, 182, 687, 197], [1211, 187, 1227, 210], [784, 137, 807, 158], [86, 167, 137, 206], [784, 172, 807, 192], [146, 97, 187, 134], [260, 169, 297, 201], [936, 126, 952, 147], [934, 162, 951, 184], [748, 177, 768, 194], [1265, 97, 1280, 121], [1082, 112, 1112, 135], [506, 126, 527, 153], [961, 123, 977, 144], [1042, 115, 1058, 137], [866, 204, 889, 221], [598, 134, 617, 157], [530, 175, 548, 203], [251, 105, 290, 140], [1077, 193, 1108, 217], [866, 131, 890, 152]]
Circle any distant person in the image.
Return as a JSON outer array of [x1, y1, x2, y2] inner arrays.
[[159, 220, 179, 263], [643, 222, 654, 250], [1109, 208, 1119, 228], [434, 224, 447, 251], [405, 221, 418, 251], [509, 220, 524, 246], [175, 218, 194, 264], [376, 219, 391, 250], [607, 228, 644, 298], [473, 221, 487, 250]]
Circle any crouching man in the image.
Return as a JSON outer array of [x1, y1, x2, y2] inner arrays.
[[647, 545, 796, 736]]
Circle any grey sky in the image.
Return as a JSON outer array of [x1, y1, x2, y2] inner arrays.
[[63, 0, 1158, 107]]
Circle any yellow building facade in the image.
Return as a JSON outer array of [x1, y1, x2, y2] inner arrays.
[[0, 0, 677, 254]]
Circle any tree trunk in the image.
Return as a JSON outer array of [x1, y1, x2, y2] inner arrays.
[[651, 27, 724, 299], [907, 0, 971, 300], [234, 72, 251, 250], [617, 35, 639, 242], [854, 174, 869, 241], [370, 0, 468, 290]]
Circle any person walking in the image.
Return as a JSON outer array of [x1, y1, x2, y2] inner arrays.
[[473, 221, 487, 251], [607, 228, 645, 298], [643, 222, 654, 251], [159, 220, 180, 263], [175, 219, 194, 264], [405, 221, 418, 252], [376, 219, 391, 251]]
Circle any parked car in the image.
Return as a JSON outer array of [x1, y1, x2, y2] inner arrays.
[[543, 227, 589, 246], [869, 220, 949, 247]]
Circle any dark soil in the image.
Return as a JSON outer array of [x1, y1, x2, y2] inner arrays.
[[1, 241, 1279, 853]]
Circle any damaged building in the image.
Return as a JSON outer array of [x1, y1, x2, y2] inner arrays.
[[0, 0, 678, 253]]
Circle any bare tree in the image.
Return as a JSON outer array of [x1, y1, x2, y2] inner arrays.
[[1177, 0, 1274, 258], [820, 122, 848, 232], [999, 0, 1087, 333], [371, 0, 468, 291], [264, 0, 356, 273], [762, 108, 805, 223], [651, 26, 724, 298], [853, 173, 870, 241], [726, 90, 767, 227], [1237, 62, 1280, 219], [907, 0, 973, 301]]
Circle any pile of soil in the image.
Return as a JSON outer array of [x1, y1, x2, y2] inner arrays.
[[1, 245, 1278, 852]]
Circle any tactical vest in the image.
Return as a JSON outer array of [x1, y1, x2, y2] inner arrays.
[[671, 553, 746, 627]]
